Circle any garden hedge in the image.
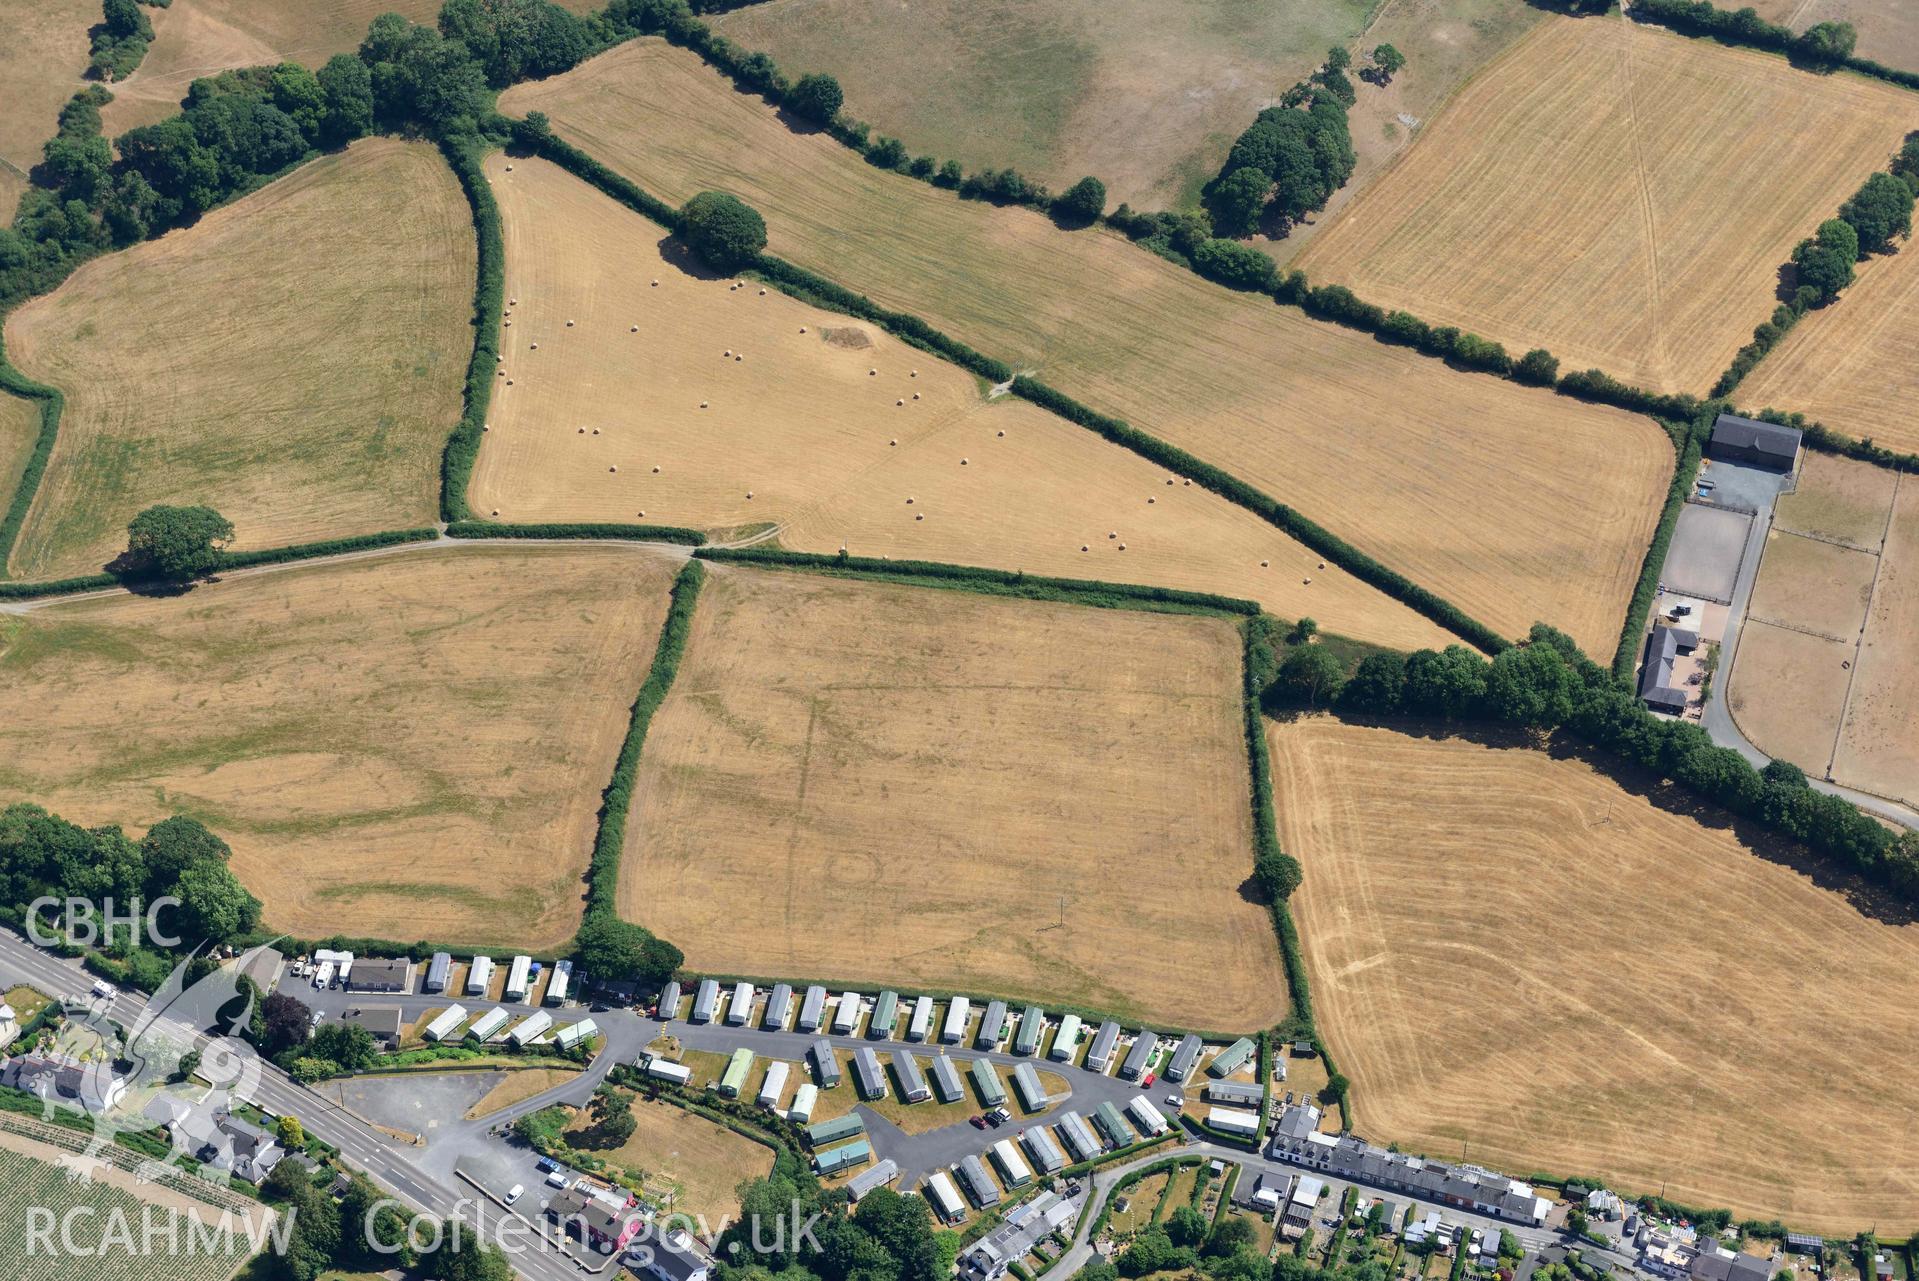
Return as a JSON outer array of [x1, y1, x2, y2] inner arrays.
[[1611, 423, 1705, 682], [444, 519, 707, 545], [438, 134, 506, 523]]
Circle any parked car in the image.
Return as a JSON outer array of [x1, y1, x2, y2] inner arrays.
[[969, 1116, 987, 1130], [1141, 1072, 1156, 1087], [505, 1185, 524, 1206], [1165, 1093, 1183, 1109], [984, 1113, 1003, 1128], [536, 1157, 558, 1173], [989, 1106, 1010, 1123], [90, 980, 117, 1001]]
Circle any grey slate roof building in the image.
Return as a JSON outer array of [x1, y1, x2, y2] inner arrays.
[[1639, 625, 1699, 713], [764, 983, 794, 1030], [1013, 1005, 1044, 1056], [424, 952, 452, 993], [976, 1000, 1008, 1050], [1708, 412, 1802, 470], [1207, 1080, 1264, 1107], [798, 985, 827, 1032], [961, 1191, 1077, 1281], [1119, 1031, 1158, 1080], [1055, 1110, 1101, 1161], [1269, 1104, 1549, 1225], [892, 1052, 931, 1102], [1165, 1034, 1202, 1082], [852, 1046, 888, 1099], [347, 957, 413, 993], [929, 1054, 964, 1103], [811, 1038, 842, 1088], [1084, 1020, 1120, 1072], [955, 1154, 1001, 1208], [848, 1159, 900, 1202], [1692, 1253, 1773, 1281]]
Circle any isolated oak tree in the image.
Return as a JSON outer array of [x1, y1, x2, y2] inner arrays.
[[678, 191, 767, 272], [126, 504, 234, 581], [1370, 44, 1405, 82]]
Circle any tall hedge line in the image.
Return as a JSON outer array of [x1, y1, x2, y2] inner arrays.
[[0, 355, 65, 581], [444, 519, 707, 545], [1627, 0, 1919, 92], [584, 558, 705, 918], [695, 545, 1260, 616], [1611, 422, 1706, 681], [437, 135, 506, 523], [0, 527, 437, 600]]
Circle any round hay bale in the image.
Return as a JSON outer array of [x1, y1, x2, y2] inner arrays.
[[746, 491, 753, 499], [699, 401, 708, 409], [482, 424, 490, 432], [504, 319, 512, 327], [1147, 497, 1155, 503], [497, 369, 505, 377], [915, 513, 924, 521], [531, 342, 538, 349], [651, 279, 659, 286], [758, 288, 767, 295], [869, 369, 878, 376], [593, 428, 601, 435], [897, 399, 904, 406], [631, 325, 638, 333], [1118, 543, 1127, 550], [906, 496, 914, 503], [566, 319, 575, 327], [1081, 545, 1089, 552], [638, 510, 645, 516], [910, 370, 918, 377], [491, 509, 498, 515], [1261, 560, 1269, 568], [510, 297, 517, 306], [960, 458, 968, 465], [1183, 479, 1191, 486], [889, 438, 897, 446], [506, 378, 514, 385], [505, 164, 513, 171], [996, 430, 1004, 437], [1108, 531, 1117, 539], [734, 355, 742, 362], [1165, 478, 1175, 485], [1317, 561, 1326, 569], [609, 465, 618, 473], [1303, 577, 1312, 585], [652, 465, 661, 473], [800, 326, 807, 333], [578, 426, 586, 434], [912, 393, 920, 400], [724, 350, 732, 358]]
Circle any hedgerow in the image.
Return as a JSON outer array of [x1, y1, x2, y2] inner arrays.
[[437, 135, 506, 522], [1624, 0, 1919, 91], [0, 527, 436, 600], [0, 359, 65, 580], [444, 519, 706, 545], [1611, 417, 1707, 682]]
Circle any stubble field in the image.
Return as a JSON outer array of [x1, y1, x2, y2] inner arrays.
[[1747, 0, 1919, 74], [0, 0, 94, 222], [1295, 15, 1916, 394], [3, 139, 473, 581], [1269, 716, 1919, 1232], [472, 155, 1452, 651], [0, 543, 679, 949], [1727, 454, 1916, 808], [619, 566, 1286, 1030], [502, 41, 1671, 660], [1740, 240, 1919, 458]]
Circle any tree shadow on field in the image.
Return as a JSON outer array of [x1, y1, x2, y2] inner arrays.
[[1295, 710, 1919, 929], [655, 231, 730, 282], [101, 551, 195, 598]]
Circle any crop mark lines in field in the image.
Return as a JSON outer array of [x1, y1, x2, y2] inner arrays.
[[782, 696, 822, 959], [1614, 13, 1671, 390]]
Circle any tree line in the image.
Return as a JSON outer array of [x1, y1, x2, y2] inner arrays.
[[714, 1150, 963, 1281], [1262, 624, 1919, 904], [89, 0, 167, 83]]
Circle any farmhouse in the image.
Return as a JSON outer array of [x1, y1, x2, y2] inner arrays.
[[798, 985, 826, 1032], [961, 1191, 1077, 1281], [848, 1158, 900, 1202], [764, 982, 793, 1029], [956, 1153, 1001, 1207], [1270, 1105, 1550, 1225], [811, 1038, 841, 1087], [929, 1054, 964, 1103], [1708, 413, 1802, 472], [144, 1096, 287, 1186], [976, 1000, 1007, 1050], [1639, 624, 1701, 713]]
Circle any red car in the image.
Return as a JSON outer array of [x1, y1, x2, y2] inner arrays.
[[1141, 1072, 1156, 1087], [969, 1116, 988, 1129]]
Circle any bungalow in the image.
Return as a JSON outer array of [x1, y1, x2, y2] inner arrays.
[[629, 1228, 711, 1281], [3, 1051, 125, 1115], [348, 957, 413, 993]]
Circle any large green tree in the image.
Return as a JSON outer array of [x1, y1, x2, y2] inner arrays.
[[572, 915, 682, 985], [1840, 171, 1914, 254], [125, 504, 234, 581], [678, 191, 767, 272], [786, 73, 844, 124]]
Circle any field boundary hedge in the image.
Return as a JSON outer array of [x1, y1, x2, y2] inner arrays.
[[0, 353, 64, 581], [1611, 414, 1709, 681], [438, 136, 506, 523], [0, 527, 438, 600], [529, 128, 1509, 651], [1622, 0, 1919, 94], [444, 519, 707, 545]]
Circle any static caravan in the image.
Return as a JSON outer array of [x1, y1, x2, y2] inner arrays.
[[805, 1113, 865, 1148], [1126, 1095, 1170, 1136], [789, 1082, 820, 1123], [554, 1018, 597, 1050], [504, 955, 534, 1002], [798, 985, 827, 1033], [691, 978, 720, 1023], [757, 1061, 790, 1109], [1013, 1005, 1045, 1057], [424, 1004, 468, 1042], [907, 995, 934, 1042], [990, 1138, 1033, 1188], [811, 1038, 842, 1088], [870, 990, 899, 1039], [726, 981, 754, 1026], [466, 956, 495, 998], [1084, 1020, 1120, 1073], [1022, 1125, 1066, 1175], [922, 1171, 965, 1224], [1119, 1032, 1159, 1081], [1207, 1106, 1261, 1138], [425, 952, 452, 994], [657, 980, 682, 1021], [852, 1047, 887, 1100], [545, 960, 573, 1007], [929, 1054, 964, 1103], [468, 1006, 511, 1042], [719, 1047, 755, 1098], [1207, 1081, 1263, 1106], [645, 1056, 693, 1085], [833, 992, 862, 1036], [848, 1159, 899, 1203], [1050, 1015, 1082, 1062], [1010, 1062, 1047, 1112], [764, 983, 794, 1030], [956, 1155, 1000, 1208], [975, 1000, 1006, 1050], [1055, 1110, 1101, 1161], [508, 1010, 553, 1046], [941, 997, 971, 1044], [970, 1057, 1006, 1106], [1166, 1034, 1203, 1083], [1093, 1100, 1131, 1147], [1209, 1037, 1257, 1078], [892, 1052, 931, 1103], [813, 1139, 871, 1176]]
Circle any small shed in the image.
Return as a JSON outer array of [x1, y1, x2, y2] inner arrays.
[[976, 1000, 1007, 1050], [1085, 1020, 1121, 1073], [798, 984, 827, 1032]]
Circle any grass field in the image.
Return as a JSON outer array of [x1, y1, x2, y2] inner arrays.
[[4, 139, 472, 582], [565, 1093, 771, 1226], [1727, 455, 1916, 808], [502, 40, 1671, 659], [0, 0, 93, 222], [472, 154, 1452, 651], [710, 0, 1375, 211], [1294, 14, 1916, 395], [619, 565, 1284, 1029], [1740, 239, 1919, 458], [0, 394, 42, 529], [1748, 0, 1919, 74], [0, 543, 680, 948], [1270, 715, 1919, 1231]]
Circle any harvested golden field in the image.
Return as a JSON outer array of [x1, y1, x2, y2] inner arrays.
[[1740, 240, 1919, 458], [1728, 620, 1855, 774], [0, 543, 679, 948], [1296, 15, 1916, 394], [4, 139, 473, 581], [1270, 716, 1919, 1231], [621, 566, 1284, 1029], [0, 395, 42, 526], [0, 0, 93, 221], [1833, 476, 1919, 806], [711, 0, 1376, 210], [502, 40, 1671, 658], [473, 155, 1451, 651], [1748, 0, 1919, 74]]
